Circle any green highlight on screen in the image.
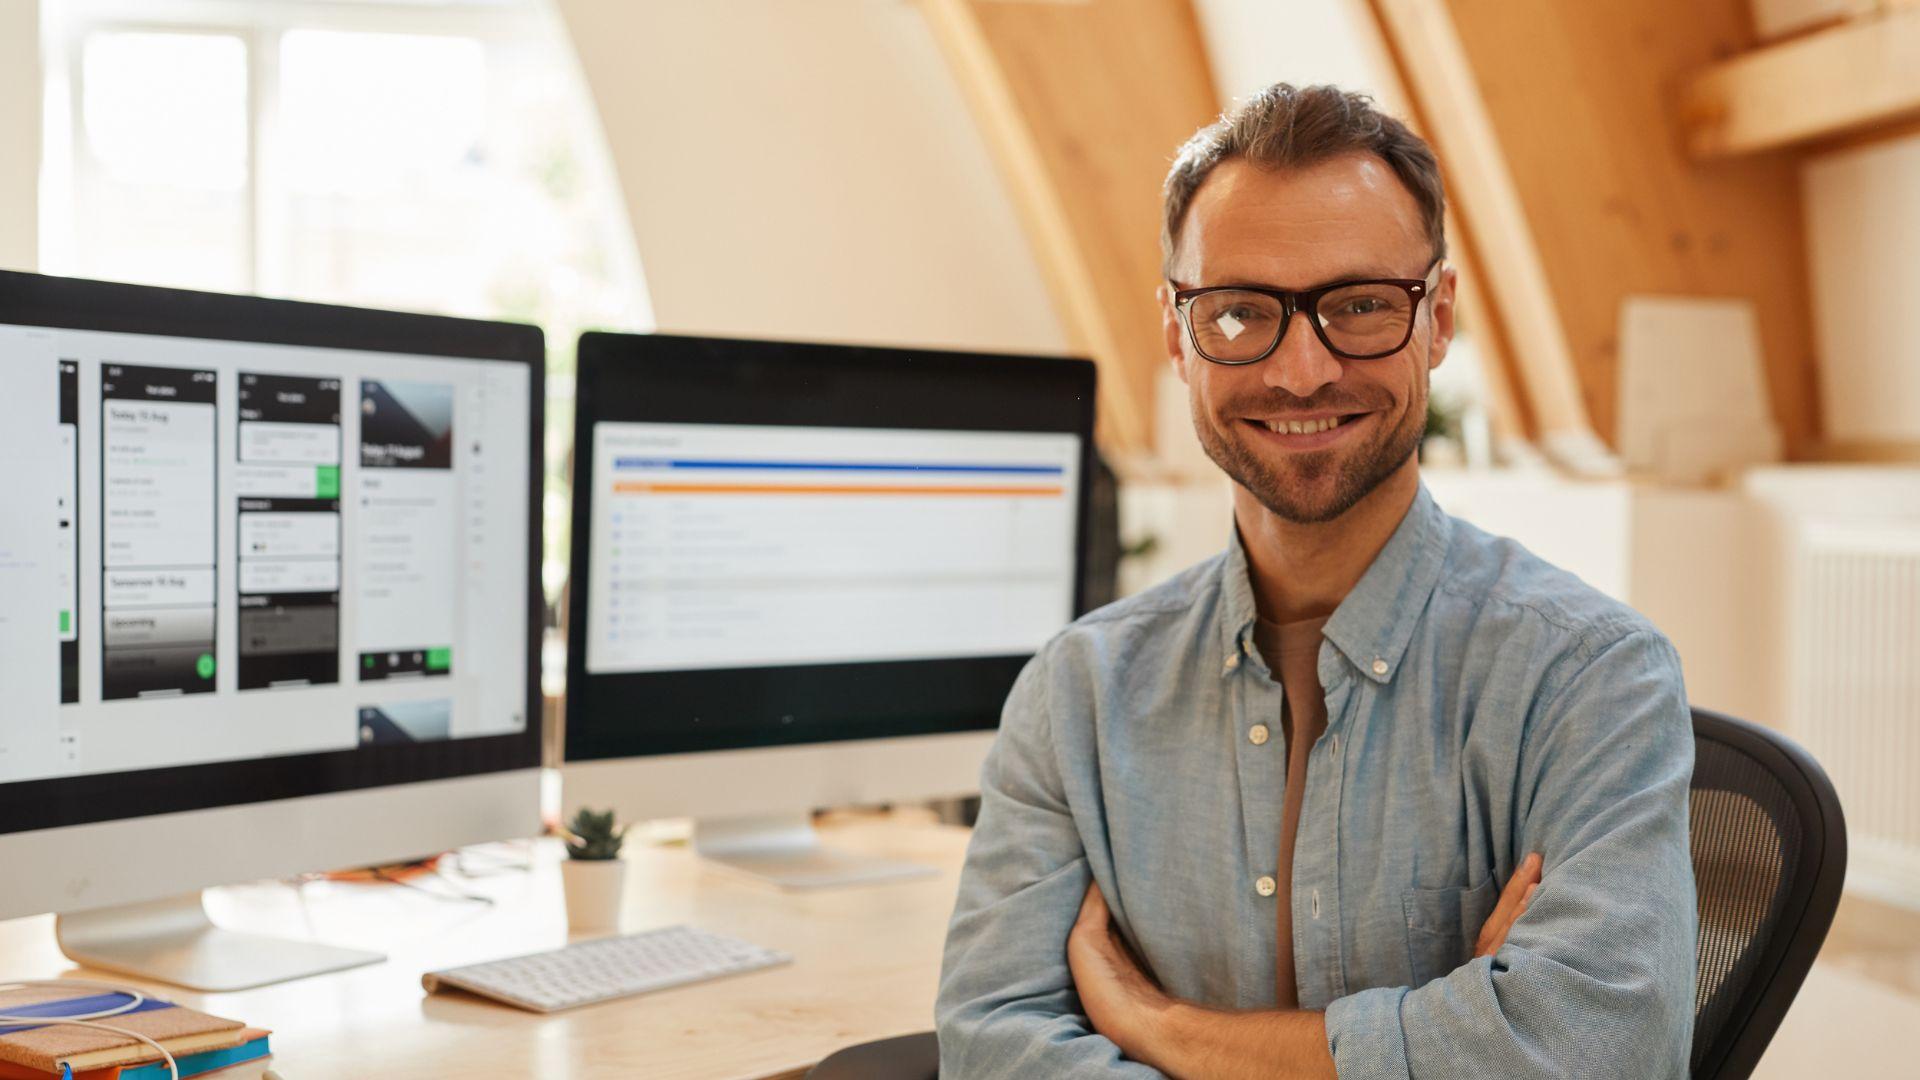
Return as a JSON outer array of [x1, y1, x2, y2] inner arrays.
[[59, 610, 70, 634], [427, 647, 452, 672], [195, 653, 215, 679], [315, 465, 340, 499]]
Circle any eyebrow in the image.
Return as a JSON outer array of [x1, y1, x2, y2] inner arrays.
[[1172, 265, 1414, 291]]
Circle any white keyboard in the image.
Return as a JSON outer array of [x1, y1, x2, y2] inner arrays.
[[422, 925, 792, 1013]]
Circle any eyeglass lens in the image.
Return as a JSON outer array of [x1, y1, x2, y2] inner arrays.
[[1188, 284, 1415, 362]]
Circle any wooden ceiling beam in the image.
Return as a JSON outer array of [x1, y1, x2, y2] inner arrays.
[[1681, 5, 1920, 159], [919, 0, 1222, 459], [1370, 0, 1824, 462]]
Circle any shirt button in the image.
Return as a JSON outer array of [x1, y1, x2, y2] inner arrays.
[[1249, 724, 1270, 746], [1255, 875, 1277, 897], [1371, 658, 1389, 676], [1224, 653, 1241, 671]]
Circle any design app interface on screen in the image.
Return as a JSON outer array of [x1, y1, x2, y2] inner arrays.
[[0, 323, 531, 785]]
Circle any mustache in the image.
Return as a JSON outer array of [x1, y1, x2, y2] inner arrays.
[[1216, 392, 1386, 415]]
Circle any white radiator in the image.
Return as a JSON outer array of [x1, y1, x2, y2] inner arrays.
[[1786, 522, 1920, 905]]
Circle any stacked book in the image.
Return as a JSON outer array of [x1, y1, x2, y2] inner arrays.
[[0, 985, 270, 1079]]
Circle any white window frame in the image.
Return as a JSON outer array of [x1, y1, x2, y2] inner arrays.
[[41, 0, 583, 300]]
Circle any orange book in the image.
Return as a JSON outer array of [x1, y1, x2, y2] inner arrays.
[[0, 1060, 118, 1080]]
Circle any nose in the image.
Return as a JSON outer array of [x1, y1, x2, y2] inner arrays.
[[1262, 310, 1343, 398]]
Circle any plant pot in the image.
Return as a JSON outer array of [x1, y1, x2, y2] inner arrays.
[[561, 857, 629, 934]]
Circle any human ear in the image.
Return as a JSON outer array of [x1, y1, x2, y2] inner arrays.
[[1157, 282, 1191, 386], [1426, 263, 1458, 370]]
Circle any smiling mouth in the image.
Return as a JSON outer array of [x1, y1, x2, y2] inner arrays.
[[1245, 412, 1367, 435], [1264, 416, 1340, 435]]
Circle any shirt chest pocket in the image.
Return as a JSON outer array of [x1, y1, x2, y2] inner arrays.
[[1400, 877, 1498, 986]]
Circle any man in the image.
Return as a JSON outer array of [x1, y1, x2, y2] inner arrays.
[[935, 83, 1696, 1079]]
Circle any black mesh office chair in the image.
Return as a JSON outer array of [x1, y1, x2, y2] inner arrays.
[[1687, 706, 1846, 1079], [809, 707, 1847, 1080]]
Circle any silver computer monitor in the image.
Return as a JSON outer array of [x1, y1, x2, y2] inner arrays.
[[561, 332, 1094, 888], [0, 270, 545, 990]]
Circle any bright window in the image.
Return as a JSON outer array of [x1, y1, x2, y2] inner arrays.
[[76, 31, 251, 292], [43, 0, 650, 606]]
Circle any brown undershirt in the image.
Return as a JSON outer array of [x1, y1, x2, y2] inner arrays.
[[1251, 611, 1332, 1010]]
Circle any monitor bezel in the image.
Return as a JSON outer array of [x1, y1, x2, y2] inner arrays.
[[564, 330, 1097, 762], [0, 269, 545, 836]]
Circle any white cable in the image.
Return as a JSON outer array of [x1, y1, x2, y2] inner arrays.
[[0, 979, 179, 1080]]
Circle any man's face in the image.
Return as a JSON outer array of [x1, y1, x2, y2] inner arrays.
[[1159, 153, 1456, 525]]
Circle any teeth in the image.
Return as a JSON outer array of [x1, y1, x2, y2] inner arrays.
[[1265, 415, 1345, 435]]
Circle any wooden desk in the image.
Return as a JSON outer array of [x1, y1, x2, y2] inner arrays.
[[0, 814, 969, 1079]]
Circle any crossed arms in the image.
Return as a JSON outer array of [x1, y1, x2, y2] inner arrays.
[[935, 629, 1697, 1079], [1063, 854, 1540, 1079]]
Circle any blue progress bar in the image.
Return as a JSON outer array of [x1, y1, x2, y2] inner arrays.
[[613, 458, 1064, 475]]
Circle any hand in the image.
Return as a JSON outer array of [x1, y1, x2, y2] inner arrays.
[[1474, 851, 1543, 958], [1068, 880, 1172, 1062]]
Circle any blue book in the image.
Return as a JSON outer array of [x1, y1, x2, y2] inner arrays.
[[115, 1033, 270, 1080]]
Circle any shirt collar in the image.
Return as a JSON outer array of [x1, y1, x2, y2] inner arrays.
[[1217, 481, 1453, 686]]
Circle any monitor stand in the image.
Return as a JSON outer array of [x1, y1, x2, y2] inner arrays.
[[692, 814, 938, 890], [54, 892, 384, 992]]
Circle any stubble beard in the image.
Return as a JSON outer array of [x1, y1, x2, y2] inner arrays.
[[1191, 376, 1428, 526]]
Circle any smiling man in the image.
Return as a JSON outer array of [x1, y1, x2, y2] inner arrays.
[[935, 84, 1697, 1078]]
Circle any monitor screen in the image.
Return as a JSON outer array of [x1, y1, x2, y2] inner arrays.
[[565, 334, 1094, 760], [0, 272, 542, 834]]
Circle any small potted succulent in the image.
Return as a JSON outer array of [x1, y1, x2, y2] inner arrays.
[[560, 807, 630, 933]]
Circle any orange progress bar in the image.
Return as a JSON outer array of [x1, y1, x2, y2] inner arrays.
[[613, 481, 1065, 497]]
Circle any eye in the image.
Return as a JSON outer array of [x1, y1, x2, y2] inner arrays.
[[1335, 297, 1388, 316]]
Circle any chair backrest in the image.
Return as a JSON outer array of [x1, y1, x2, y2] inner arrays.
[[1688, 707, 1847, 1079], [806, 1030, 939, 1080]]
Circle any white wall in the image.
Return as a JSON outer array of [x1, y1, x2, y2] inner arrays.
[[1625, 488, 1768, 726], [0, 0, 38, 272], [1192, 0, 1399, 108], [551, 0, 1065, 355], [1804, 134, 1920, 447]]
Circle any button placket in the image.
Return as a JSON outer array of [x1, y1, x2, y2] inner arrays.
[[1230, 656, 1286, 994], [1321, 682, 1364, 1000]]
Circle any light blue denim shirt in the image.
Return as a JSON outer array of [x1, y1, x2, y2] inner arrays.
[[936, 482, 1696, 1078]]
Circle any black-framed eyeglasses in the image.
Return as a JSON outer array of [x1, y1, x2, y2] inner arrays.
[[1172, 261, 1441, 364]]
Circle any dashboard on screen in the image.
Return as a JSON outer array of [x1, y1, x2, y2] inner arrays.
[[585, 422, 1081, 675]]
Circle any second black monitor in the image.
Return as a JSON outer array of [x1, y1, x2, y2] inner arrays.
[[565, 333, 1096, 760]]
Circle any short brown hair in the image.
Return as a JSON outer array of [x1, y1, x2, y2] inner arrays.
[[1161, 83, 1446, 271]]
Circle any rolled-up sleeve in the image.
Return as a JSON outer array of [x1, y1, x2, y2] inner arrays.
[[936, 650, 1166, 1079], [1324, 626, 1697, 1079]]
